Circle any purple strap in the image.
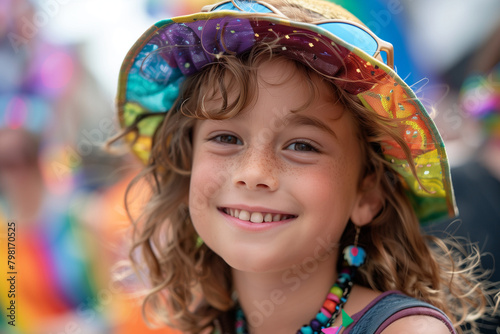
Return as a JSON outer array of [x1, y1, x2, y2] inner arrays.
[[344, 291, 456, 333]]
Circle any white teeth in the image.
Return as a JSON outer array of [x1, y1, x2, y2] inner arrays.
[[225, 208, 294, 223], [250, 212, 264, 223], [238, 210, 250, 221]]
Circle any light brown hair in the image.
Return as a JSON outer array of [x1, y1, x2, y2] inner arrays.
[[114, 0, 498, 332]]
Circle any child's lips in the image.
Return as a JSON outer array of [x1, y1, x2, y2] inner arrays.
[[219, 207, 297, 223]]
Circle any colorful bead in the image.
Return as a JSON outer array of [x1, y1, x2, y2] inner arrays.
[[322, 299, 337, 313], [321, 307, 332, 318], [316, 311, 329, 323], [329, 293, 340, 304], [310, 319, 322, 331], [300, 325, 313, 334], [337, 272, 351, 284], [328, 293, 340, 304], [331, 285, 343, 298]]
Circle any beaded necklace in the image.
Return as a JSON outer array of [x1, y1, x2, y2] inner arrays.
[[235, 245, 364, 334]]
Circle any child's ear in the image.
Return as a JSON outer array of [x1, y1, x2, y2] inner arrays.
[[350, 174, 384, 226]]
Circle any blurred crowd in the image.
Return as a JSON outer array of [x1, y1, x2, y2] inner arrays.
[[0, 0, 498, 333]]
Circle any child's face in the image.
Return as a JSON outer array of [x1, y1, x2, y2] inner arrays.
[[189, 59, 369, 274]]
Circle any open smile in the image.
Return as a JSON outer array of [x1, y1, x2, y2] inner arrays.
[[220, 208, 297, 223]]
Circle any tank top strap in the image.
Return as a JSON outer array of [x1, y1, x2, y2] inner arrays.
[[345, 291, 455, 334]]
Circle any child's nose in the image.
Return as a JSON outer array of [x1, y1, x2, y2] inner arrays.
[[232, 146, 279, 191]]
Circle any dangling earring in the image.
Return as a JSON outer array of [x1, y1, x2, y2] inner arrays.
[[343, 225, 366, 268], [323, 226, 366, 329]]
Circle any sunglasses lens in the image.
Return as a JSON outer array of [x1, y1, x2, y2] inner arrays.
[[214, 0, 273, 13], [320, 22, 379, 59], [380, 50, 388, 64]]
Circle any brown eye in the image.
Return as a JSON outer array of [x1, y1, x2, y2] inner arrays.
[[286, 141, 319, 152], [213, 134, 242, 145]]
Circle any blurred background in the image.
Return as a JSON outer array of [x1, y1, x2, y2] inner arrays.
[[0, 0, 499, 333]]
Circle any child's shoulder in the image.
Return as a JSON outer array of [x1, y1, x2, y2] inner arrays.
[[344, 287, 455, 334], [380, 315, 452, 334]]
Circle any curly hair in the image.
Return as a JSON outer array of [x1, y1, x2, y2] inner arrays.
[[113, 0, 499, 333]]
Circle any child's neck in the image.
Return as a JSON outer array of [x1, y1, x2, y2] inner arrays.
[[232, 257, 338, 334]]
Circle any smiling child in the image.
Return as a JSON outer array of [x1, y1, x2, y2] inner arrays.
[[112, 0, 498, 333]]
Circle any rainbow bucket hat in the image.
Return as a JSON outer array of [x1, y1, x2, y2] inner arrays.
[[116, 0, 457, 224]]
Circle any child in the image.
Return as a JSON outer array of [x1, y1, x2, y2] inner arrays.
[[113, 0, 498, 333]]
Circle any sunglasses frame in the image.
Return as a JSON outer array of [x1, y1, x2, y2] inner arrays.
[[202, 0, 286, 16], [202, 0, 394, 68]]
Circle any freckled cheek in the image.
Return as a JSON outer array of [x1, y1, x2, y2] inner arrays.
[[189, 154, 232, 213]]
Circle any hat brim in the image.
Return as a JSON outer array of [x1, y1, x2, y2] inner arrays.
[[116, 11, 457, 224]]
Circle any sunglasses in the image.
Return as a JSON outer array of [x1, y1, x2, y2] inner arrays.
[[202, 0, 394, 68]]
